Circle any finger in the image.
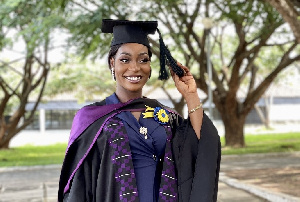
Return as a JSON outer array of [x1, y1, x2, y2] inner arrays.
[[176, 61, 188, 71], [170, 69, 176, 81], [180, 75, 194, 82], [176, 62, 192, 76]]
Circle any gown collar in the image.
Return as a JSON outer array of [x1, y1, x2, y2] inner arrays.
[[106, 93, 161, 138]]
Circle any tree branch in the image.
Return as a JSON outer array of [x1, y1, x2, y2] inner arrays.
[[247, 64, 258, 94], [266, 0, 300, 43], [0, 60, 24, 77], [0, 76, 19, 97], [240, 51, 259, 82], [70, 0, 95, 13], [190, 0, 202, 24], [89, 0, 102, 8], [243, 52, 300, 114]]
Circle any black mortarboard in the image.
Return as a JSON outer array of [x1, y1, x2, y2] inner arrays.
[[101, 19, 184, 80]]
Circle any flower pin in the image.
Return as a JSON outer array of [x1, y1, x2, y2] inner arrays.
[[154, 107, 169, 124], [142, 105, 169, 125]]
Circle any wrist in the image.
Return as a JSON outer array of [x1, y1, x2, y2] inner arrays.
[[185, 93, 201, 106], [188, 103, 203, 115]]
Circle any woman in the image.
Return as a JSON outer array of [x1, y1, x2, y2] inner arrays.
[[58, 19, 221, 202]]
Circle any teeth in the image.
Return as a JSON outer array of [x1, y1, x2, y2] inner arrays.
[[126, 76, 141, 81]]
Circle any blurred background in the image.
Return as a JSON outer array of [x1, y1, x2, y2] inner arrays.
[[0, 0, 299, 201]]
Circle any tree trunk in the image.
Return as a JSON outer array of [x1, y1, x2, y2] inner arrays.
[[0, 139, 10, 149], [223, 114, 246, 147], [218, 103, 246, 147]]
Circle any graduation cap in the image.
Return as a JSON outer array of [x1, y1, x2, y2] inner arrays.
[[101, 19, 184, 80]]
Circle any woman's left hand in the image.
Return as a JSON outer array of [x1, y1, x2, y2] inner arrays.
[[170, 62, 197, 99]]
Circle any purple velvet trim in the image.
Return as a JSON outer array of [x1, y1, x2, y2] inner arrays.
[[63, 112, 118, 194], [66, 100, 134, 153]]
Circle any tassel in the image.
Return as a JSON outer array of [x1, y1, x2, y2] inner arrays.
[[159, 36, 169, 80], [157, 29, 184, 80]]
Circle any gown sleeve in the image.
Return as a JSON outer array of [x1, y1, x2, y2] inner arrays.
[[172, 112, 221, 202]]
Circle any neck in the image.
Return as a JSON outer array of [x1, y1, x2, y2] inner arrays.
[[115, 89, 143, 103]]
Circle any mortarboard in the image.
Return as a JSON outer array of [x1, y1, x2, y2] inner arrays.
[[101, 19, 184, 80]]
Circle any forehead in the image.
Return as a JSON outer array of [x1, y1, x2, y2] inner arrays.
[[116, 43, 148, 55]]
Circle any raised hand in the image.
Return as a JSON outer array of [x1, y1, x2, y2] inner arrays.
[[170, 62, 197, 99], [170, 62, 203, 139]]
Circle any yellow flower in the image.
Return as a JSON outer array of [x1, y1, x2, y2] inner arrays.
[[156, 108, 169, 124], [142, 105, 169, 125]]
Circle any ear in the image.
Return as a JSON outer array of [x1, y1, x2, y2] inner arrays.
[[110, 58, 115, 69]]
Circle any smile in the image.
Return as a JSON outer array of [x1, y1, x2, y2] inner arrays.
[[125, 76, 142, 82]]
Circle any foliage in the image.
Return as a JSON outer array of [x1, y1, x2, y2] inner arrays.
[[264, 0, 300, 43], [60, 0, 139, 60], [44, 56, 115, 102], [0, 0, 64, 148], [54, 0, 300, 147]]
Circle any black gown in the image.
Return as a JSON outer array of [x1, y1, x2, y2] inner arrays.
[[58, 96, 221, 202]]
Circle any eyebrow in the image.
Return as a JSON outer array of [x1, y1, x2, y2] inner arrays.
[[119, 52, 149, 56]]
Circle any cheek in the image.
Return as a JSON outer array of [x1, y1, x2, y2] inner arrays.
[[114, 64, 126, 77], [143, 65, 151, 75]]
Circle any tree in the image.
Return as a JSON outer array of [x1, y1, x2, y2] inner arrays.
[[0, 0, 62, 149], [59, 0, 300, 147], [265, 0, 300, 43], [44, 57, 115, 102]]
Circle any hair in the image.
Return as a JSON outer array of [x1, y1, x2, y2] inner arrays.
[[107, 44, 153, 70]]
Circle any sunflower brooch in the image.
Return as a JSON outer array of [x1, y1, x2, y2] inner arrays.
[[142, 105, 169, 125]]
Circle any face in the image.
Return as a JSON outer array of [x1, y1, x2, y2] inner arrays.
[[110, 43, 151, 95]]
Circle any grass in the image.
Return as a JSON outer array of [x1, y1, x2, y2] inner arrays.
[[221, 132, 300, 155], [0, 143, 67, 167], [0, 132, 299, 167]]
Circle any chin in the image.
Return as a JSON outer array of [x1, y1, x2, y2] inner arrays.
[[125, 86, 144, 93], [125, 82, 147, 91]]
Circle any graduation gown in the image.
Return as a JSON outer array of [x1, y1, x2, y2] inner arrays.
[[58, 96, 221, 202]]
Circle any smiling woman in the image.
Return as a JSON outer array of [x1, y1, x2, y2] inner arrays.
[[58, 19, 221, 202], [111, 43, 152, 101]]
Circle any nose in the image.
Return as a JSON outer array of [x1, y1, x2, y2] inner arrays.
[[128, 61, 140, 72]]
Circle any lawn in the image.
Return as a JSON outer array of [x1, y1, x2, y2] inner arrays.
[[0, 132, 299, 167], [0, 143, 67, 167], [221, 132, 300, 155]]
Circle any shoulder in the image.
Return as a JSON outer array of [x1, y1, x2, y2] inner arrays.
[[86, 98, 106, 107], [76, 98, 107, 114]]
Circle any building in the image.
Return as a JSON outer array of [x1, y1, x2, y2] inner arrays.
[[25, 85, 300, 133]]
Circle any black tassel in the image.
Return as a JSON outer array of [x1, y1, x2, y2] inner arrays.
[[157, 29, 184, 80], [159, 36, 169, 80]]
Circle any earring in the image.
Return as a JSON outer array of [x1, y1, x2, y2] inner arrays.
[[111, 68, 116, 81]]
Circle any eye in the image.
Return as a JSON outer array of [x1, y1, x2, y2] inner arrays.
[[140, 58, 150, 63], [120, 58, 129, 63]]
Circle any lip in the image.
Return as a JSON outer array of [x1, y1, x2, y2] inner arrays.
[[124, 76, 143, 83]]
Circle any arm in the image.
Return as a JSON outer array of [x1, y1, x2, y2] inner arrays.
[[171, 63, 203, 139]]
